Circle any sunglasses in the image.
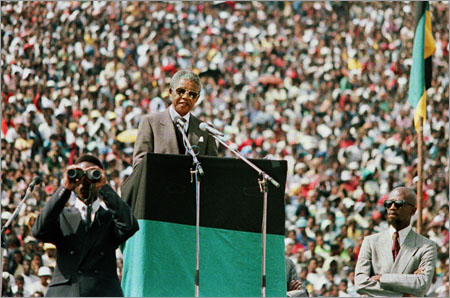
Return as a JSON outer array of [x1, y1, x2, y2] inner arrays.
[[383, 200, 415, 209], [175, 88, 199, 99]]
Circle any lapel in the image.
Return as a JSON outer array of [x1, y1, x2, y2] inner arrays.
[[61, 208, 84, 237], [376, 230, 395, 269], [159, 110, 179, 154], [84, 207, 107, 239], [393, 230, 420, 273], [87, 207, 106, 232]]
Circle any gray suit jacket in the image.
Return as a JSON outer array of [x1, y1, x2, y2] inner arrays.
[[355, 228, 437, 297], [133, 109, 218, 168], [286, 258, 309, 297]]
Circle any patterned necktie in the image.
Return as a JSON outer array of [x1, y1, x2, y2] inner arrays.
[[392, 231, 400, 261], [174, 118, 187, 154]]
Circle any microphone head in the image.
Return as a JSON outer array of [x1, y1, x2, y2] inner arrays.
[[28, 176, 42, 190], [32, 176, 42, 185], [199, 122, 209, 131], [174, 116, 187, 126]]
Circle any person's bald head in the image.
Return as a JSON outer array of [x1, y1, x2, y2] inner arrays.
[[389, 187, 416, 207]]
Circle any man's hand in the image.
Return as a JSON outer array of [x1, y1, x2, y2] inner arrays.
[[370, 273, 419, 297], [85, 166, 106, 190], [370, 275, 381, 282], [61, 165, 81, 191], [288, 280, 303, 291], [62, 165, 106, 191]]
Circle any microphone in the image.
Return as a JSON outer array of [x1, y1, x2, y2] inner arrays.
[[174, 116, 187, 129], [1, 176, 42, 235], [199, 122, 225, 137], [173, 116, 204, 175], [28, 176, 42, 191]]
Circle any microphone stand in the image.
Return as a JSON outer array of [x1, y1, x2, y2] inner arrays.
[[209, 134, 280, 297], [1, 182, 39, 235], [1, 180, 39, 295], [175, 122, 202, 297], [176, 121, 204, 176]]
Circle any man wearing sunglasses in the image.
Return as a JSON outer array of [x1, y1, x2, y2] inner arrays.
[[355, 187, 437, 297], [133, 70, 218, 168]]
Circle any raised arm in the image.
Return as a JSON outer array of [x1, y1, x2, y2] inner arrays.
[[32, 186, 70, 245], [32, 166, 82, 244], [98, 184, 139, 245]]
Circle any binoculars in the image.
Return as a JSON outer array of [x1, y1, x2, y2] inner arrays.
[[67, 168, 102, 182]]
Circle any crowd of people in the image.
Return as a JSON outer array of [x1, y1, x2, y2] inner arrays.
[[1, 1, 449, 297]]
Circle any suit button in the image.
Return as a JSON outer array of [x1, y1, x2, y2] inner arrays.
[[100, 252, 104, 256], [78, 270, 82, 274], [70, 250, 74, 255], [94, 270, 99, 273]]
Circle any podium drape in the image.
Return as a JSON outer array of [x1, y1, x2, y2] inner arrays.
[[121, 153, 287, 297]]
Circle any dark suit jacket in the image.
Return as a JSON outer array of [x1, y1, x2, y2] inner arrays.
[[32, 185, 139, 297], [132, 109, 218, 168]]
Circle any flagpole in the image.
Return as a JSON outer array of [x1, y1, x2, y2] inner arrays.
[[409, 1, 435, 235], [416, 116, 424, 235]]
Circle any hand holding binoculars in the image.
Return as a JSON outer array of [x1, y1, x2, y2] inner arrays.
[[67, 168, 102, 182]]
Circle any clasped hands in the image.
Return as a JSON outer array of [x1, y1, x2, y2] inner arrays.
[[288, 280, 303, 291]]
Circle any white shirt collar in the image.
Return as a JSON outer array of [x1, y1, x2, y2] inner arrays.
[[74, 198, 100, 222], [169, 105, 190, 131], [389, 225, 411, 246]]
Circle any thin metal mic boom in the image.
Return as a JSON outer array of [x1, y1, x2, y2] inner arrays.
[[1, 176, 42, 234]]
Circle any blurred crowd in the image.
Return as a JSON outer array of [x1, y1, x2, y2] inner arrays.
[[1, 1, 449, 297]]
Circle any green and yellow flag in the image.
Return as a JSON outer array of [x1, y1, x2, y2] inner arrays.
[[408, 1, 436, 130]]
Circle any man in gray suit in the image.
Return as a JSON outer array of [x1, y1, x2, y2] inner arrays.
[[133, 70, 218, 168], [286, 258, 309, 297], [355, 187, 437, 297]]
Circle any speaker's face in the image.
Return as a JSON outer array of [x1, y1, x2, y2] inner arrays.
[[169, 78, 200, 116]]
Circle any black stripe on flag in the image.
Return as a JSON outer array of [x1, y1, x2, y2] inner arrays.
[[122, 153, 287, 236]]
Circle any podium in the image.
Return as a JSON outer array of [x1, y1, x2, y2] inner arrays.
[[121, 153, 287, 297]]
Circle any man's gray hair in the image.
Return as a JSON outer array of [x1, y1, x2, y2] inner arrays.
[[170, 70, 202, 90]]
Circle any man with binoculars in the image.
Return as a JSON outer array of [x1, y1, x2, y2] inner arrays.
[[32, 154, 139, 297]]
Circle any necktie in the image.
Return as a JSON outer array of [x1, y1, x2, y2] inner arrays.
[[174, 118, 187, 154], [392, 231, 400, 261], [86, 204, 92, 229]]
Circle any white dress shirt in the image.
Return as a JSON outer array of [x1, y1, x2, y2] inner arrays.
[[74, 198, 100, 225], [169, 105, 190, 132], [389, 225, 412, 246]]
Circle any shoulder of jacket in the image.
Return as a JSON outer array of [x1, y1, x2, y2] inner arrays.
[[412, 230, 438, 247], [364, 231, 384, 241], [142, 112, 162, 120]]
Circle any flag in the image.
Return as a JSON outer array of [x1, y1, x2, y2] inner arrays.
[[408, 1, 436, 130], [120, 153, 287, 297]]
